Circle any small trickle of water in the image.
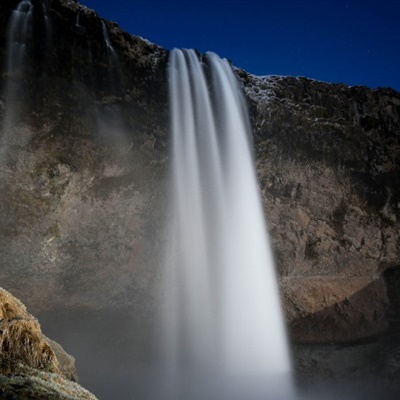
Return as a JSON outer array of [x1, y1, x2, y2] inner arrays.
[[95, 20, 124, 139], [163, 48, 295, 399], [101, 20, 118, 60], [75, 10, 82, 30], [71, 9, 93, 84], [100, 20, 121, 91], [41, 0, 52, 48], [1, 0, 33, 156], [5, 0, 33, 76]]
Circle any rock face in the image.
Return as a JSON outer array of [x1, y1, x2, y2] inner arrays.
[[0, 0, 168, 313], [0, 0, 399, 350], [238, 73, 400, 342], [0, 286, 97, 399]]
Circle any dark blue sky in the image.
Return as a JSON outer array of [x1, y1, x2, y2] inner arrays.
[[80, 0, 400, 92]]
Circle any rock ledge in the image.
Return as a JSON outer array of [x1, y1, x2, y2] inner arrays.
[[0, 287, 97, 400]]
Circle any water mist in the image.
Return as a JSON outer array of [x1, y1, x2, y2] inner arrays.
[[163, 48, 295, 399]]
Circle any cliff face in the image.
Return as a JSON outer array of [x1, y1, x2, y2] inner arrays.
[[240, 73, 400, 342], [0, 0, 399, 347], [0, 0, 168, 312]]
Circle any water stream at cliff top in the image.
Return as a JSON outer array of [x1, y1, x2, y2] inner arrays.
[[163, 48, 294, 399], [5, 0, 33, 75], [101, 19, 120, 86]]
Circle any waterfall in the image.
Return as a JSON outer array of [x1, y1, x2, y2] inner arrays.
[[0, 0, 33, 158], [75, 10, 83, 32], [95, 20, 123, 140], [163, 48, 295, 399], [71, 10, 93, 84], [101, 20, 119, 65], [95, 22, 124, 140], [5, 0, 33, 75], [100, 20, 121, 87], [101, 20, 114, 52], [41, 0, 52, 52]]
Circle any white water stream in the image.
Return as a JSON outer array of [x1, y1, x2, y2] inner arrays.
[[5, 0, 33, 75], [164, 48, 295, 399]]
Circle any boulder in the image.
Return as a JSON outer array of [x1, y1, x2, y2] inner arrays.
[[0, 287, 97, 399]]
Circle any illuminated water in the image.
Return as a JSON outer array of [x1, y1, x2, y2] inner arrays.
[[101, 20, 119, 66], [164, 48, 294, 399]]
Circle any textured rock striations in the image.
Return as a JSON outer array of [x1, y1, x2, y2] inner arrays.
[[0, 0, 168, 314], [0, 0, 399, 353], [0, 286, 97, 399], [238, 72, 400, 343]]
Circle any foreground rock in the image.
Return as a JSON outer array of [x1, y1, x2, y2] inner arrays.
[[0, 287, 97, 399]]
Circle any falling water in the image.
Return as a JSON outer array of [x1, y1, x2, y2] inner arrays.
[[41, 0, 52, 51], [5, 0, 33, 76], [100, 19, 121, 92], [75, 10, 84, 32], [71, 9, 93, 84], [0, 0, 33, 157], [164, 48, 295, 399], [101, 20, 118, 63]]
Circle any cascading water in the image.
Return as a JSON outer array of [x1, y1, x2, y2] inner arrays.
[[41, 0, 52, 53], [101, 20, 120, 87], [71, 10, 93, 84], [100, 19, 119, 88], [0, 0, 33, 158], [5, 0, 33, 76], [164, 48, 295, 399], [102, 20, 114, 52], [95, 20, 125, 139]]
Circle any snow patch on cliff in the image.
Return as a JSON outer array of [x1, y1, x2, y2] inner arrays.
[[234, 68, 285, 104]]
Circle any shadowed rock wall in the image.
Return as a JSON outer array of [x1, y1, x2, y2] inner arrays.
[[240, 72, 400, 342], [0, 0, 169, 314]]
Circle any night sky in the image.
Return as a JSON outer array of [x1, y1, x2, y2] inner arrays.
[[80, 0, 400, 92]]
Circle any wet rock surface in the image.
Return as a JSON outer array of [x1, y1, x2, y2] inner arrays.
[[0, 0, 169, 313]]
